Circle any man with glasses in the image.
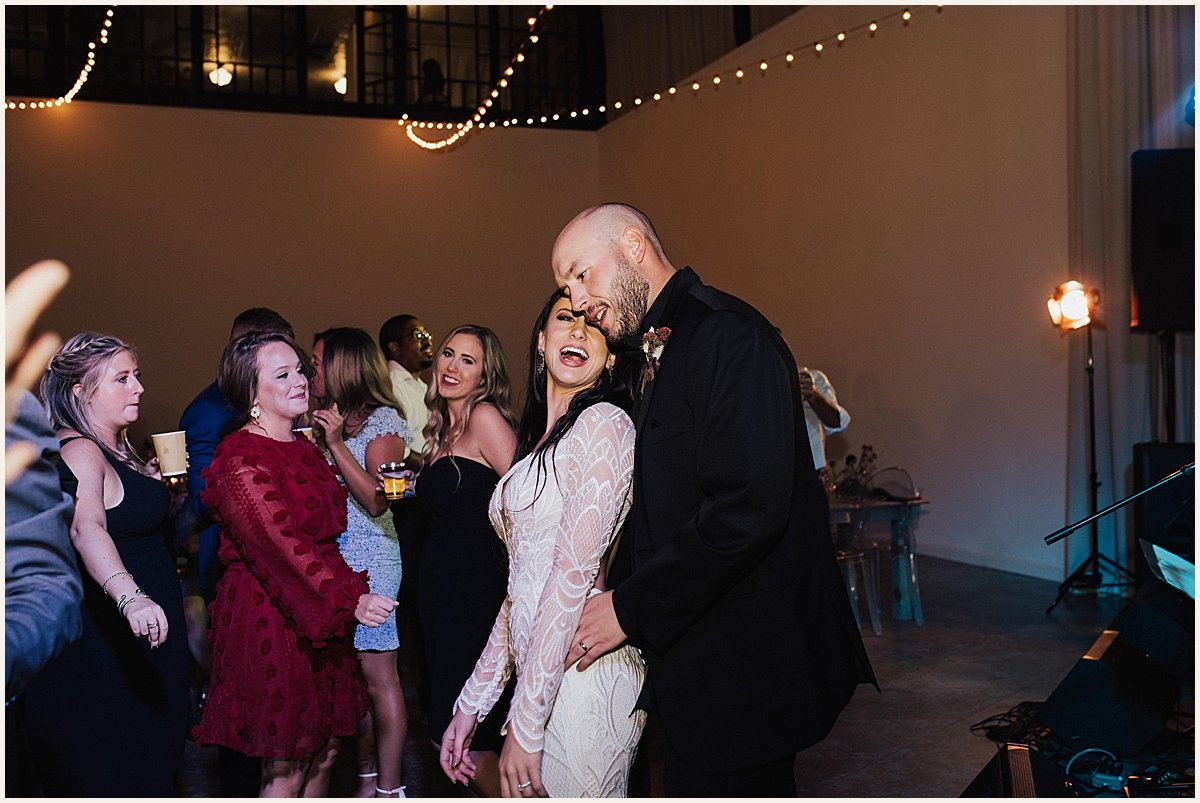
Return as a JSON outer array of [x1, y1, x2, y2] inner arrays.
[[378, 313, 435, 722], [379, 314, 434, 465]]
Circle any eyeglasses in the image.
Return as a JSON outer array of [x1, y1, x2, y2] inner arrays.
[[411, 329, 433, 343]]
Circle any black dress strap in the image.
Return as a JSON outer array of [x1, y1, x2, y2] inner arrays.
[[58, 435, 89, 446]]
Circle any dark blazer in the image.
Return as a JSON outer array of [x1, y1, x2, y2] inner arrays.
[[611, 268, 877, 772], [179, 381, 238, 597]]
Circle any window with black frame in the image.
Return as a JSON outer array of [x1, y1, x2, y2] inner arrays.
[[4, 5, 602, 127]]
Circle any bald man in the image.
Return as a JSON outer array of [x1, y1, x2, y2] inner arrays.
[[554, 203, 876, 797]]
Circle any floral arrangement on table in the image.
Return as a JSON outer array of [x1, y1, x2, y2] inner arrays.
[[828, 444, 879, 498]]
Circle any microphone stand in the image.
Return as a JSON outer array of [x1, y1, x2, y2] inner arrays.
[[1045, 461, 1194, 614]]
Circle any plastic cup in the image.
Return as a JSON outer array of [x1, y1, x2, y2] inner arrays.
[[293, 426, 315, 443], [380, 462, 407, 500], [151, 430, 188, 477]]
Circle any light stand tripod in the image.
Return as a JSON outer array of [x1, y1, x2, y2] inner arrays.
[[1046, 324, 1135, 614]]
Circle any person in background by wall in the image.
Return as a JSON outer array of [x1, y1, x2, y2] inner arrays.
[[178, 306, 294, 796], [312, 327, 411, 798], [774, 331, 850, 490], [378, 313, 435, 720], [799, 367, 850, 493]]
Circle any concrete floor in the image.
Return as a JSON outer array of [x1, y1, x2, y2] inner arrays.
[[177, 555, 1189, 797]]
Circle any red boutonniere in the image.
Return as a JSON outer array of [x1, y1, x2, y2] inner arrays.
[[639, 326, 671, 395]]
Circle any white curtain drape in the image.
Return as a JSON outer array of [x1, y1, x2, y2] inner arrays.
[[1065, 5, 1195, 582]]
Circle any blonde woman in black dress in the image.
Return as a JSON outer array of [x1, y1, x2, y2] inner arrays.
[[24, 332, 188, 795]]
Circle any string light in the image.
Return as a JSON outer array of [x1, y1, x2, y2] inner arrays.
[[402, 4, 552, 149], [6, 5, 119, 111], [492, 5, 938, 131], [403, 5, 940, 149]]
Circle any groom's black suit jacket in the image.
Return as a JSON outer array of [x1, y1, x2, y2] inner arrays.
[[610, 268, 877, 773]]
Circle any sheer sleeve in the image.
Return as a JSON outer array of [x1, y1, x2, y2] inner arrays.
[[205, 447, 367, 647], [452, 596, 513, 722], [507, 404, 636, 753]]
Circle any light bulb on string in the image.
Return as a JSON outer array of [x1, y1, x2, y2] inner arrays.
[[398, 4, 940, 147], [8, 3, 120, 112]]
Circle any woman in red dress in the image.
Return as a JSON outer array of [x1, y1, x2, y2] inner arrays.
[[192, 330, 398, 797]]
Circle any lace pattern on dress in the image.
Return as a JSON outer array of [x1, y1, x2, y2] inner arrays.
[[453, 403, 636, 753]]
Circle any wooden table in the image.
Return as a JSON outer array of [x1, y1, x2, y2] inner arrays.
[[829, 496, 928, 627]]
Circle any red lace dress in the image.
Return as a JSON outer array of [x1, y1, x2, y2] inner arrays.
[[192, 429, 369, 759]]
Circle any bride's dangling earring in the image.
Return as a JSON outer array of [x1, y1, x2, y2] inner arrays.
[[536, 350, 545, 377]]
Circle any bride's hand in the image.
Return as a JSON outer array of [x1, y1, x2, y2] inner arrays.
[[499, 733, 546, 797], [439, 710, 479, 785]]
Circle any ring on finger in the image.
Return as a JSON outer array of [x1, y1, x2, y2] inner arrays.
[[517, 781, 532, 790]]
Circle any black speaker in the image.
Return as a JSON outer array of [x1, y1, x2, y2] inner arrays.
[[961, 743, 1068, 797], [1039, 579, 1192, 758], [1130, 149, 1195, 332], [1132, 442, 1194, 585]]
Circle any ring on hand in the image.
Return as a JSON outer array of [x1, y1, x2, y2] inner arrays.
[[147, 622, 159, 629], [517, 781, 532, 790], [579, 640, 589, 652]]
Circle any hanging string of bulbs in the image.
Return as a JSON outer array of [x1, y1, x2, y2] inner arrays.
[[4, 5, 942, 137], [5, 5, 118, 111], [403, 5, 943, 151], [402, 4, 555, 150]]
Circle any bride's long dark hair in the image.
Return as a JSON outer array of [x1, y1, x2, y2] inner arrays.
[[515, 288, 636, 466]]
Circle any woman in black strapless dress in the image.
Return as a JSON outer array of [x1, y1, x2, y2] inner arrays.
[[416, 324, 518, 796], [24, 333, 188, 796]]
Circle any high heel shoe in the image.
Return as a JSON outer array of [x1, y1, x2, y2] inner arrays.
[[375, 784, 407, 798]]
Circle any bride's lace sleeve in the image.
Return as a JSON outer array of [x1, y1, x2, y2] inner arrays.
[[452, 596, 513, 722], [507, 403, 636, 753]]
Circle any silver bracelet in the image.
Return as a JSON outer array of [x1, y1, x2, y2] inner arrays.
[[101, 571, 133, 595], [116, 588, 150, 615]]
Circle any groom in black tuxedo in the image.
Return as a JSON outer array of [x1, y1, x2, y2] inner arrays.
[[557, 203, 877, 797]]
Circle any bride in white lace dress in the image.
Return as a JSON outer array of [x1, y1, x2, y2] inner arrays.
[[439, 290, 646, 797]]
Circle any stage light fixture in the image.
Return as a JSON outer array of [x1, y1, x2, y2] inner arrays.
[[1045, 279, 1134, 612], [1047, 280, 1097, 332]]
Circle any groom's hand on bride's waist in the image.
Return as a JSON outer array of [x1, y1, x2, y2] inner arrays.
[[566, 591, 627, 672]]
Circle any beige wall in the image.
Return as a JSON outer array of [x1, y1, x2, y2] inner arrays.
[[596, 5, 1072, 579], [6, 104, 598, 445], [7, 6, 1076, 580]]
